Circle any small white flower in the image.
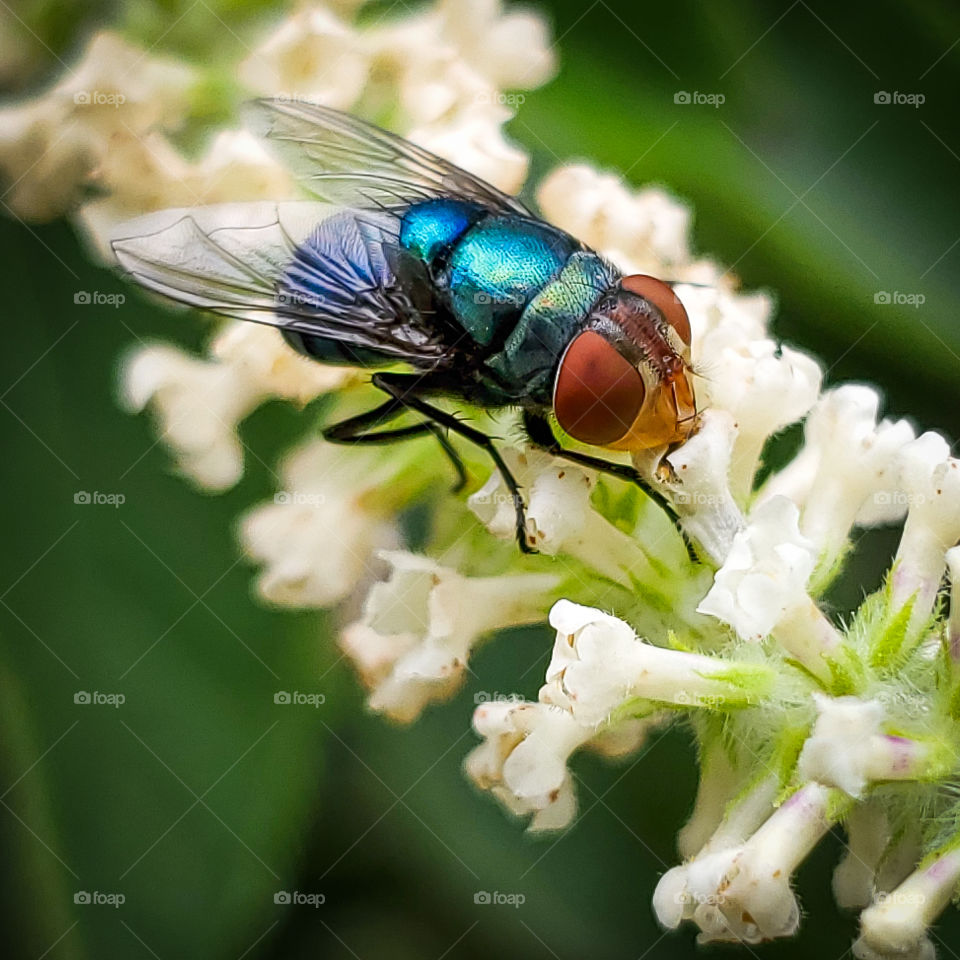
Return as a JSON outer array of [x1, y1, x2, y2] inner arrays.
[[758, 385, 916, 567], [679, 281, 774, 344], [340, 551, 558, 722], [121, 343, 259, 490], [892, 434, 960, 624], [798, 695, 886, 798], [544, 600, 770, 725], [52, 30, 195, 131], [536, 164, 692, 274], [654, 774, 779, 930], [410, 104, 529, 195], [697, 496, 817, 642], [469, 449, 693, 613], [674, 783, 838, 944], [695, 325, 822, 501], [210, 322, 356, 405], [437, 0, 557, 93], [855, 847, 960, 960], [465, 698, 587, 832], [677, 741, 741, 859], [833, 800, 892, 910], [238, 6, 370, 111], [79, 129, 294, 258], [239, 438, 404, 608], [660, 408, 744, 564], [0, 31, 195, 221], [121, 325, 354, 489]]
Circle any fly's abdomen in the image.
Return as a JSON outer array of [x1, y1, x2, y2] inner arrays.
[[399, 198, 486, 263]]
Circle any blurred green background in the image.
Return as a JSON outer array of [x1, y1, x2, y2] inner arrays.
[[2, 1, 959, 957]]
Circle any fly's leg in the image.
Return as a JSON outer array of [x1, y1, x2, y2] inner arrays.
[[323, 398, 468, 492], [373, 372, 535, 553], [522, 411, 699, 560], [522, 411, 673, 514]]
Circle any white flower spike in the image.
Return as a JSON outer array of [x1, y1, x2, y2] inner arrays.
[[341, 552, 559, 722], [7, 3, 960, 953]]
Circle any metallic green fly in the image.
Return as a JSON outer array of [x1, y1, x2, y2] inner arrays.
[[113, 99, 698, 551]]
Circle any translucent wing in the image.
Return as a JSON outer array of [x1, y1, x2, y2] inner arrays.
[[111, 202, 452, 364], [245, 98, 533, 216]]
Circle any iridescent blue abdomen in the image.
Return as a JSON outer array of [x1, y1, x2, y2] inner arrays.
[[399, 198, 485, 263]]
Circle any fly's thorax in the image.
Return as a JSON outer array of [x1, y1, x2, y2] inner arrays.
[[482, 251, 620, 404], [441, 214, 580, 348], [552, 276, 698, 451]]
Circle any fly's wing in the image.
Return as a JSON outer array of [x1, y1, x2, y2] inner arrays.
[[111, 202, 451, 365], [244, 98, 534, 216]]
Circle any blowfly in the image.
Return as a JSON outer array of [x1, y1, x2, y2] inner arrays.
[[113, 99, 698, 551]]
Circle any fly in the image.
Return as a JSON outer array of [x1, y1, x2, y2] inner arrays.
[[112, 99, 699, 552]]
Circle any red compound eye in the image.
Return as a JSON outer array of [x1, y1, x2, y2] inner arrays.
[[553, 331, 645, 446], [620, 274, 691, 345]]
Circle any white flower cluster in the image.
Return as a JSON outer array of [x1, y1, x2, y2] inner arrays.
[[6, 3, 960, 957]]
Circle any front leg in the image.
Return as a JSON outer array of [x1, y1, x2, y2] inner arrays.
[[522, 410, 676, 521], [373, 372, 536, 553]]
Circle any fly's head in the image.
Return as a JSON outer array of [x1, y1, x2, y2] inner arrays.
[[552, 274, 698, 452]]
